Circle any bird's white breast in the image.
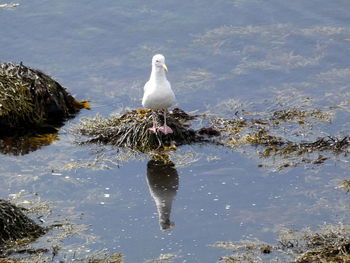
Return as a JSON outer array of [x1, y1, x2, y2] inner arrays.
[[142, 79, 175, 109]]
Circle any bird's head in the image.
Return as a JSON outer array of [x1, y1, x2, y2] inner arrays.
[[152, 54, 168, 72]]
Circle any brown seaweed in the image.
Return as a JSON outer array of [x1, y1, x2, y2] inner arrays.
[[215, 223, 350, 263], [0, 62, 89, 134], [0, 199, 45, 255], [74, 108, 219, 152]]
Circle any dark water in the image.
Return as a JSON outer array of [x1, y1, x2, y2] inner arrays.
[[1, 0, 350, 262]]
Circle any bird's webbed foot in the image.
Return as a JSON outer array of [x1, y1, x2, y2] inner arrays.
[[158, 125, 173, 135]]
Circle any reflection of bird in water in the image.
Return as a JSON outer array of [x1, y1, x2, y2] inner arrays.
[[146, 158, 179, 230], [142, 54, 176, 135]]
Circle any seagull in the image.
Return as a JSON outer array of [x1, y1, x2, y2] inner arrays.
[[142, 54, 175, 135]]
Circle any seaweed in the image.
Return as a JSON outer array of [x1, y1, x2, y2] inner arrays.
[[215, 223, 350, 263], [0, 62, 89, 155], [209, 106, 349, 169], [339, 180, 350, 193], [72, 104, 350, 169], [271, 108, 331, 122], [0, 199, 45, 255], [73, 253, 123, 263], [0, 62, 89, 134], [74, 108, 219, 152], [280, 224, 350, 263]]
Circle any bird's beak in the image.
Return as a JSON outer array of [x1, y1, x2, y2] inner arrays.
[[162, 64, 168, 72]]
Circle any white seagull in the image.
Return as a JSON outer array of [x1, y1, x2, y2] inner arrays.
[[142, 54, 175, 135]]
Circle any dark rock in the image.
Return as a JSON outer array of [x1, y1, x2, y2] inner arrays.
[[0, 62, 88, 134], [0, 199, 45, 254], [74, 109, 219, 152]]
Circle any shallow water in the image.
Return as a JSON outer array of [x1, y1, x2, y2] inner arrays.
[[1, 0, 350, 262]]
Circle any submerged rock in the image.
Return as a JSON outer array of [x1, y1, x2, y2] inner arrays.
[[0, 199, 45, 253], [0, 62, 88, 134], [74, 108, 219, 152]]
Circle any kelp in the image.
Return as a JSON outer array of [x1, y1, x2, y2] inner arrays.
[[271, 108, 332, 122], [0, 62, 89, 134], [0, 199, 45, 255], [73, 253, 123, 263], [0, 62, 89, 155], [210, 106, 349, 169], [73, 105, 350, 168], [281, 223, 350, 263], [74, 108, 219, 152], [215, 223, 350, 263], [339, 180, 350, 193], [260, 136, 350, 158]]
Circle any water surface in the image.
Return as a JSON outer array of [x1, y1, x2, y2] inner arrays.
[[1, 0, 350, 262]]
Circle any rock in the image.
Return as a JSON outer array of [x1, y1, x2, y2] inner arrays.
[[74, 108, 219, 152], [0, 62, 88, 134], [0, 199, 45, 253]]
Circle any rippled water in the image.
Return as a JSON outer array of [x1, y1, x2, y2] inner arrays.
[[1, 0, 350, 262]]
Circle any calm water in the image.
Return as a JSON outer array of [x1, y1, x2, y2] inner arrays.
[[1, 0, 350, 262]]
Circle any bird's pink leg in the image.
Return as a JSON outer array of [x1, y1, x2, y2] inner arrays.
[[158, 109, 173, 135], [148, 110, 158, 133]]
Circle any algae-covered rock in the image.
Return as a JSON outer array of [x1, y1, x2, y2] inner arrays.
[[74, 108, 218, 152], [0, 199, 45, 253], [0, 62, 88, 134]]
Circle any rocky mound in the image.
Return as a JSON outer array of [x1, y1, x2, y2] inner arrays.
[[0, 62, 88, 134], [74, 108, 219, 152], [0, 199, 45, 254]]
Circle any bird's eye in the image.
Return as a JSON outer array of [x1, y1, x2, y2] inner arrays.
[[156, 60, 160, 62]]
